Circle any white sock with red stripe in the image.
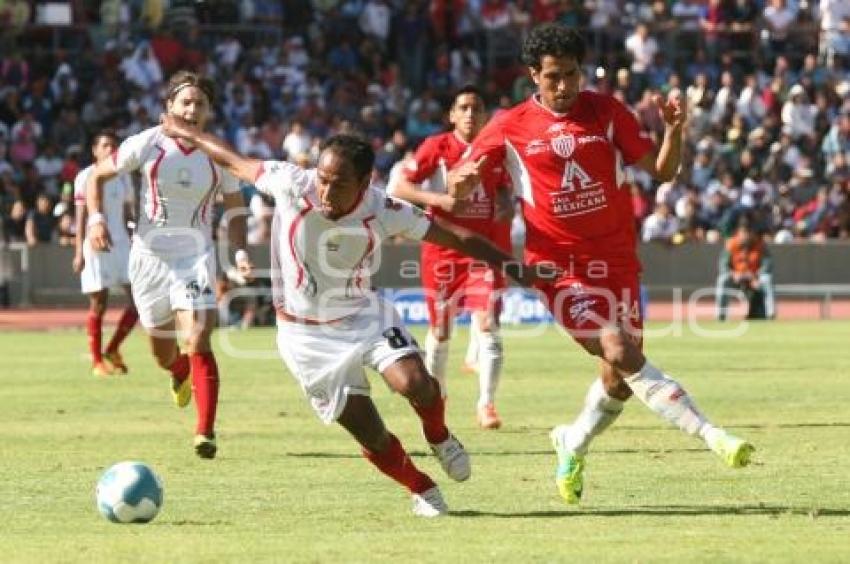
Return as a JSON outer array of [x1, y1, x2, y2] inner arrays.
[[464, 315, 480, 370], [624, 361, 716, 439], [562, 378, 624, 455], [476, 330, 502, 408]]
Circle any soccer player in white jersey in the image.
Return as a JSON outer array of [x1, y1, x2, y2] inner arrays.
[[159, 114, 554, 516], [86, 71, 253, 459], [73, 130, 138, 377]]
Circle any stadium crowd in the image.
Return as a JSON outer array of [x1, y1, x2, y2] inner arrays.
[[1, 0, 849, 249]]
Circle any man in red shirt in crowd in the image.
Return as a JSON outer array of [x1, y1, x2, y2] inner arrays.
[[449, 23, 754, 504], [390, 86, 513, 429]]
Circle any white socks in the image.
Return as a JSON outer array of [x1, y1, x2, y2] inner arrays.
[[464, 315, 480, 370], [476, 331, 503, 408], [562, 378, 625, 455], [624, 360, 716, 439], [425, 329, 449, 398]]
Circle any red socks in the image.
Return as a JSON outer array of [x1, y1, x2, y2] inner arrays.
[[86, 313, 103, 364], [411, 391, 449, 445], [169, 353, 190, 381], [105, 306, 138, 354], [362, 434, 435, 494], [190, 352, 219, 436]]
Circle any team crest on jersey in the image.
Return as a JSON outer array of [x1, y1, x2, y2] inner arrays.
[[384, 197, 403, 211], [177, 168, 192, 187], [550, 134, 575, 158]]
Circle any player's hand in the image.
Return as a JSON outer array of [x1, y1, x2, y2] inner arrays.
[[447, 156, 487, 200], [159, 113, 196, 139], [435, 193, 463, 214], [72, 252, 84, 274], [653, 89, 686, 131], [236, 256, 255, 283], [88, 222, 113, 252]]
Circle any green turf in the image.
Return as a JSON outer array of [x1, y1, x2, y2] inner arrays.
[[1, 321, 848, 563]]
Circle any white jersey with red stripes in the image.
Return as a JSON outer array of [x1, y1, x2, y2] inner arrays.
[[255, 160, 432, 322], [112, 125, 239, 258], [74, 164, 132, 247]]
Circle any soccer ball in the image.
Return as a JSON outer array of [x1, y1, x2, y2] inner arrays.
[[95, 461, 164, 523]]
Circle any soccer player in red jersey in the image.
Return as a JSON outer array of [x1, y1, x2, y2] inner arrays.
[[449, 23, 755, 504], [389, 86, 513, 429]]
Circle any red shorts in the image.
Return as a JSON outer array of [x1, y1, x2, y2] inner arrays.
[[537, 268, 643, 346], [422, 252, 507, 329]]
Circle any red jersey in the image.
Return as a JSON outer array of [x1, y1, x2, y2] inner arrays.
[[403, 130, 511, 260], [468, 92, 653, 271]]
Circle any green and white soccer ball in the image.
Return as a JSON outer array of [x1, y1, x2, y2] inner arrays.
[[96, 461, 163, 523]]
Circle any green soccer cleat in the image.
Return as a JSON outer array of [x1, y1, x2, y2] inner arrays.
[[707, 429, 755, 468], [550, 425, 585, 504], [171, 376, 192, 408]]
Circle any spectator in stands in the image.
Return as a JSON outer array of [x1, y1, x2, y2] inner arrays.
[[716, 216, 775, 320], [642, 202, 680, 243]]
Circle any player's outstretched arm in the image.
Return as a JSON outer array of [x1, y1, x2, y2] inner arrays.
[[636, 89, 685, 182], [86, 159, 118, 251], [389, 169, 459, 213], [423, 217, 559, 287], [160, 114, 262, 184]]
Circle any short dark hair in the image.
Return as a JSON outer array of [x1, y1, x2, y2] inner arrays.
[[165, 70, 216, 105], [521, 23, 586, 70], [450, 85, 484, 109], [91, 129, 118, 147], [320, 134, 375, 180]]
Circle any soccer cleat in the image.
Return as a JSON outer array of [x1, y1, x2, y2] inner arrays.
[[171, 376, 192, 408], [193, 434, 217, 459], [92, 361, 113, 377], [476, 403, 502, 430], [550, 425, 585, 504], [103, 351, 128, 374], [707, 429, 755, 468], [429, 434, 471, 482], [411, 486, 448, 517]]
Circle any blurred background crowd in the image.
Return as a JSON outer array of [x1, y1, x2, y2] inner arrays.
[[1, 0, 849, 249]]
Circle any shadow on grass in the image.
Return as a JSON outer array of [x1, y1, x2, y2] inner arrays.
[[284, 447, 707, 459], [450, 505, 850, 518]]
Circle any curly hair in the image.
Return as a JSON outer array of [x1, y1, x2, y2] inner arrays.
[[320, 134, 375, 180], [165, 70, 216, 105], [521, 23, 586, 70]]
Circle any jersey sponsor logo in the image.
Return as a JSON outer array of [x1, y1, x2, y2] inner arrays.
[[546, 122, 569, 134], [525, 139, 548, 155], [384, 197, 403, 211], [577, 135, 607, 146], [569, 296, 596, 324], [550, 134, 576, 159]]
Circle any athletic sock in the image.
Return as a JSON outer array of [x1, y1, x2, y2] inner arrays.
[[624, 360, 714, 437], [86, 312, 104, 364], [563, 378, 625, 455], [464, 315, 480, 368], [190, 352, 219, 436], [362, 433, 436, 494], [476, 330, 503, 408], [105, 306, 138, 354], [410, 385, 450, 444], [424, 329, 450, 398], [169, 352, 190, 382]]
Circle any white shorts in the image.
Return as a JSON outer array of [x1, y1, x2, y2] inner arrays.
[[80, 240, 130, 294], [129, 247, 217, 328], [275, 298, 421, 424]]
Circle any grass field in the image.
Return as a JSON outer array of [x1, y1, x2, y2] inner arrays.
[[1, 321, 849, 563]]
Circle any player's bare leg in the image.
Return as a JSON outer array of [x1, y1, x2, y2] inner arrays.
[[383, 354, 471, 482], [473, 310, 503, 429], [176, 308, 219, 459], [337, 394, 446, 517], [103, 284, 138, 374], [86, 289, 112, 376]]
